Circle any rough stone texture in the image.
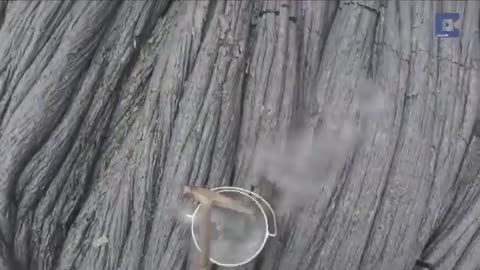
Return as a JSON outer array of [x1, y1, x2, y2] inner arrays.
[[0, 1, 478, 270]]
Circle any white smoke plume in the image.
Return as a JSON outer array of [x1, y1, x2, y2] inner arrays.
[[251, 79, 388, 213], [173, 79, 388, 265]]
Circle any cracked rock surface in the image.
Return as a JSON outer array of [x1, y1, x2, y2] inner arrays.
[[0, 1, 479, 270]]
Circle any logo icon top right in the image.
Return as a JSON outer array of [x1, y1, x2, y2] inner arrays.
[[435, 13, 461, 38]]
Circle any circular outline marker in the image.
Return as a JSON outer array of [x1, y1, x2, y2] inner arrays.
[[189, 186, 276, 267]]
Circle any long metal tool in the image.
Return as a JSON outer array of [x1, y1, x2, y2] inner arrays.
[[183, 186, 255, 270]]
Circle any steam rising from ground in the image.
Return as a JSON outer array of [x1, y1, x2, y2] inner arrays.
[[252, 79, 387, 213], [173, 79, 387, 264]]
